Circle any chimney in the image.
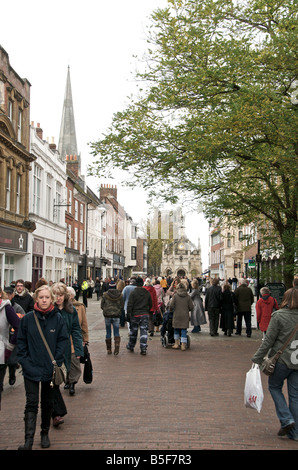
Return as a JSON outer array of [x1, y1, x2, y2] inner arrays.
[[36, 123, 43, 140], [49, 137, 56, 151], [66, 154, 80, 177], [100, 184, 118, 200]]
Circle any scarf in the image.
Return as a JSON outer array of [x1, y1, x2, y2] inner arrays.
[[34, 302, 55, 314]]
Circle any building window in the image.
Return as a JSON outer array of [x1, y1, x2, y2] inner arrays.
[[131, 246, 137, 260], [55, 182, 62, 223], [75, 200, 78, 220], [80, 229, 83, 254], [74, 227, 78, 250], [6, 168, 11, 210], [16, 174, 21, 213], [46, 174, 52, 220], [33, 165, 41, 215], [8, 100, 13, 121], [55, 258, 62, 282], [67, 224, 72, 248], [17, 109, 22, 141], [45, 256, 52, 281], [80, 203, 84, 223], [68, 189, 72, 212]]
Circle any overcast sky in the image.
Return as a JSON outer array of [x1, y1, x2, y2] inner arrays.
[[1, 0, 209, 269]]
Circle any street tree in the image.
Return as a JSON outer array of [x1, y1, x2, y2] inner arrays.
[[89, 0, 298, 288]]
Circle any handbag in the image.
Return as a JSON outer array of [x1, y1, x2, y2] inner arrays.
[[33, 313, 67, 386], [80, 344, 93, 384], [260, 323, 298, 376]]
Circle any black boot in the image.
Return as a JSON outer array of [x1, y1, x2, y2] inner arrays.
[[18, 412, 37, 450], [69, 383, 75, 396], [40, 409, 52, 448]]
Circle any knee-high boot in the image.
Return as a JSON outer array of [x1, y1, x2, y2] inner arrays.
[[114, 336, 121, 355], [18, 412, 37, 450], [105, 338, 112, 354], [40, 408, 52, 448]]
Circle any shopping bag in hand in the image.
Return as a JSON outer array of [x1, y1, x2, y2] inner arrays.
[[244, 364, 264, 413]]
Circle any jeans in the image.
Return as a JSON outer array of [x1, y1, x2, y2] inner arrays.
[[268, 362, 298, 440], [105, 317, 120, 339], [174, 328, 187, 343], [128, 315, 149, 351]]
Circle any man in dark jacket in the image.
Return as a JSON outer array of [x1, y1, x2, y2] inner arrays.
[[126, 277, 152, 355], [234, 279, 254, 337], [205, 278, 223, 336], [13, 279, 34, 313]]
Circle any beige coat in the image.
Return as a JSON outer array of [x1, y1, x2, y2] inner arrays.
[[169, 286, 193, 329]]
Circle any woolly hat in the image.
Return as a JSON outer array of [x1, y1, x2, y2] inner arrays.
[[109, 280, 116, 289]]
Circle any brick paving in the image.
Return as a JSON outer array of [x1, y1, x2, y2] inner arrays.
[[1, 297, 297, 451]]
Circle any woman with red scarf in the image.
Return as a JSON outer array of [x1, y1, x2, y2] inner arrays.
[[17, 286, 68, 450]]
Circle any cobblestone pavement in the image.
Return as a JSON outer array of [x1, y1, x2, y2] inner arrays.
[[1, 297, 297, 452]]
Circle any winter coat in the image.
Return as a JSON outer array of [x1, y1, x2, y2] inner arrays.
[[101, 289, 124, 318], [252, 307, 298, 370], [0, 300, 20, 363], [13, 288, 34, 313], [17, 307, 69, 381], [127, 287, 152, 317], [122, 284, 137, 311], [234, 284, 254, 312], [56, 303, 84, 371], [153, 284, 164, 304], [169, 287, 194, 329], [144, 285, 158, 313], [204, 285, 223, 310], [256, 295, 279, 332], [189, 288, 206, 326]]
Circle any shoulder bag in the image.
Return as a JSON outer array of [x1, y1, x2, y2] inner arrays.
[[260, 323, 298, 376], [33, 313, 67, 387]]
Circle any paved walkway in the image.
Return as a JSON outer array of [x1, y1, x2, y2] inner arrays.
[[1, 297, 297, 451]]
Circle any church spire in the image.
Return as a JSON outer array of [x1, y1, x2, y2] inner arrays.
[[58, 66, 78, 160]]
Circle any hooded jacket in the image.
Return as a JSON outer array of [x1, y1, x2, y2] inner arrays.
[[0, 300, 20, 363], [17, 306, 69, 382], [256, 295, 279, 332], [169, 286, 194, 329], [101, 289, 124, 318]]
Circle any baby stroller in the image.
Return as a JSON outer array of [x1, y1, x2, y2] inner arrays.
[[160, 310, 190, 349]]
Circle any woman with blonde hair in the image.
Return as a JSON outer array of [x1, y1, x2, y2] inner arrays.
[[17, 285, 68, 449], [50, 282, 84, 427]]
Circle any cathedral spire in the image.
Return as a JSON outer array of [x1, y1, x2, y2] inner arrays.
[[58, 66, 78, 160]]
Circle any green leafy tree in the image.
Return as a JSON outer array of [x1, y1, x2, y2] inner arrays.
[[89, 0, 298, 288]]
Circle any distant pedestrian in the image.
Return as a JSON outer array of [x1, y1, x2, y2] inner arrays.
[[220, 282, 236, 336], [13, 279, 34, 313], [170, 282, 193, 350], [126, 277, 152, 355], [204, 278, 223, 336], [256, 287, 279, 337], [0, 287, 20, 410], [189, 279, 206, 333], [234, 279, 254, 337], [101, 283, 124, 355]]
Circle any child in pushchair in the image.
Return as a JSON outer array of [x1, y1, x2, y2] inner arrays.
[[160, 310, 175, 347]]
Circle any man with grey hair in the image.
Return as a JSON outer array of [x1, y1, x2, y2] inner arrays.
[[234, 279, 254, 337]]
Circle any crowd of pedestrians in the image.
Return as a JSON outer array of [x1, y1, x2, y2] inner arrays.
[[0, 274, 297, 448]]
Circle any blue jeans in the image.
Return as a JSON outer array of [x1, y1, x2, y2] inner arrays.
[[174, 328, 187, 343], [105, 317, 120, 339], [268, 362, 298, 440]]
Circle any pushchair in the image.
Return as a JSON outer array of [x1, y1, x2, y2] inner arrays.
[[160, 310, 190, 349]]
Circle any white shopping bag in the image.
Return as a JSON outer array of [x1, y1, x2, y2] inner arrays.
[[244, 363, 264, 413]]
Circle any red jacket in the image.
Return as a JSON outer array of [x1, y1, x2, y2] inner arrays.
[[256, 295, 279, 332], [144, 286, 158, 312]]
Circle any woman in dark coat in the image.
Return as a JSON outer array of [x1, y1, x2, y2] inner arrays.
[[220, 282, 236, 336], [50, 282, 84, 428], [17, 285, 68, 450]]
